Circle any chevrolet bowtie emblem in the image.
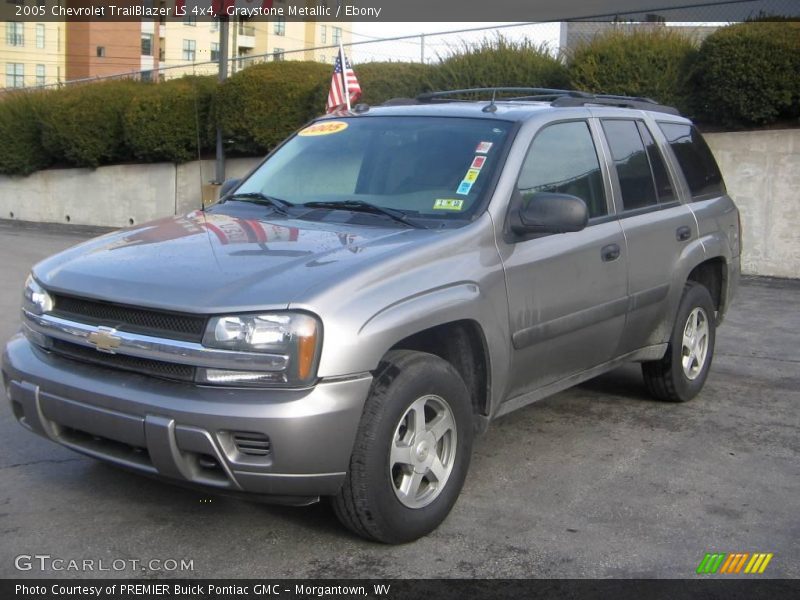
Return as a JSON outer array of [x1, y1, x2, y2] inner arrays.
[[87, 327, 122, 353]]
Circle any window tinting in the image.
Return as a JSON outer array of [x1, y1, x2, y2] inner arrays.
[[517, 121, 607, 218], [658, 123, 725, 200], [637, 121, 675, 203], [602, 120, 657, 211]]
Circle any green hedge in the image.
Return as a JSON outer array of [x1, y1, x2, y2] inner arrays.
[[568, 27, 697, 112], [215, 61, 329, 155], [40, 80, 146, 168], [690, 22, 800, 127], [432, 36, 570, 90], [0, 90, 54, 176], [124, 76, 217, 163], [355, 62, 436, 105], [1, 22, 798, 178]]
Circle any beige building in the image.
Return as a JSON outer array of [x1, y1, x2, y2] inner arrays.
[[2, 6, 350, 89], [2, 21, 66, 88]]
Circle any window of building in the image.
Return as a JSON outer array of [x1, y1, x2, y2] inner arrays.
[[517, 121, 607, 219], [210, 42, 219, 62], [274, 17, 285, 36], [6, 22, 24, 47], [183, 15, 196, 26], [210, 19, 219, 33], [658, 122, 725, 201], [141, 33, 153, 56], [6, 63, 24, 88], [273, 48, 284, 62], [602, 119, 658, 211], [319, 25, 327, 44], [36, 23, 44, 49], [35, 64, 45, 86], [96, 46, 106, 57], [332, 27, 342, 45], [182, 39, 196, 61]]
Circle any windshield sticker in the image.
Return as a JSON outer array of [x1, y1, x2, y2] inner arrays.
[[433, 198, 465, 211], [463, 169, 481, 184], [457, 181, 474, 195], [298, 121, 349, 137], [475, 141, 493, 154], [471, 156, 487, 169]]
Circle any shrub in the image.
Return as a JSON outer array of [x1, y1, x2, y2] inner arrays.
[[124, 75, 217, 163], [215, 61, 330, 155], [0, 90, 54, 176], [691, 22, 800, 127], [40, 79, 146, 168], [568, 27, 697, 111], [431, 36, 570, 91], [354, 62, 436, 104]]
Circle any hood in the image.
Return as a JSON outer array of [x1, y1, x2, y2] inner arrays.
[[33, 206, 436, 313]]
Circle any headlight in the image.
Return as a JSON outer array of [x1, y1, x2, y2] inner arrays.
[[22, 275, 53, 315], [199, 312, 321, 387]]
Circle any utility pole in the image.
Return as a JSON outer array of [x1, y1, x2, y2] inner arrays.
[[214, 17, 229, 186], [420, 33, 425, 64]]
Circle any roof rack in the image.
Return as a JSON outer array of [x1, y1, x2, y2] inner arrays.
[[412, 87, 680, 116]]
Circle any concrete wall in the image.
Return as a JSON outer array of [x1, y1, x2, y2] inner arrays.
[[705, 130, 800, 279], [0, 131, 797, 278], [0, 158, 260, 229]]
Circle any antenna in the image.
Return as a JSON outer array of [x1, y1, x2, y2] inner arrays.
[[193, 78, 204, 212], [483, 88, 498, 113]]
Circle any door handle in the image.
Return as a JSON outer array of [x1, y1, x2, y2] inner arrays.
[[676, 225, 692, 242], [601, 243, 621, 262]]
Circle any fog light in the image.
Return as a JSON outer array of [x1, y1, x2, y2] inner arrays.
[[196, 368, 289, 387]]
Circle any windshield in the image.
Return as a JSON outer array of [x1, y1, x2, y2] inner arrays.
[[234, 116, 513, 223]]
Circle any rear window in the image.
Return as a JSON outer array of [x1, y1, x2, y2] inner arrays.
[[658, 123, 725, 200]]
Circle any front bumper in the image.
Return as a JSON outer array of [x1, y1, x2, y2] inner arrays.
[[2, 335, 372, 503]]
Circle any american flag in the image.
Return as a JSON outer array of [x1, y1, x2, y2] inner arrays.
[[326, 49, 362, 113]]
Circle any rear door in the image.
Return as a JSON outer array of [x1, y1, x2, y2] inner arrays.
[[499, 119, 628, 400], [596, 117, 696, 354]]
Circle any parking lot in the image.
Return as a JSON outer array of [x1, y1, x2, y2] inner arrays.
[[0, 220, 798, 579]]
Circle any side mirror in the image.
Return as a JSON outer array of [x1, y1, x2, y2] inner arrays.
[[511, 191, 589, 235], [219, 178, 241, 198]]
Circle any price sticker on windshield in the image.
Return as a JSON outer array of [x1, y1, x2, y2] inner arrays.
[[298, 121, 349, 136]]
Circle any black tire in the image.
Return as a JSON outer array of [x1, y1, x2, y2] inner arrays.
[[333, 350, 473, 543], [642, 281, 716, 402]]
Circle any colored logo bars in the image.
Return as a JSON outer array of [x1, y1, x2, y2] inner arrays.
[[696, 552, 774, 574]]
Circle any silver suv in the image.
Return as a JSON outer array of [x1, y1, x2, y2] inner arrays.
[[2, 88, 740, 543]]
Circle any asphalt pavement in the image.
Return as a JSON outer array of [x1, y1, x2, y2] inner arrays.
[[0, 219, 798, 579]]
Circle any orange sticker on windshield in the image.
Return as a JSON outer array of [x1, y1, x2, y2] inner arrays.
[[298, 121, 349, 136]]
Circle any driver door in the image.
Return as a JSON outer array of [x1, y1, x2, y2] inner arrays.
[[499, 119, 628, 400]]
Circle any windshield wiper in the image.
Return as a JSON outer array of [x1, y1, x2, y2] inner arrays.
[[301, 200, 425, 229], [226, 192, 293, 215]]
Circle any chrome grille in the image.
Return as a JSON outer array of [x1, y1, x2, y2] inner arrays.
[[50, 339, 196, 383], [51, 294, 207, 342]]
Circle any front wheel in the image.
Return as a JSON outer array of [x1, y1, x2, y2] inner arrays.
[[642, 281, 717, 402], [333, 350, 473, 543]]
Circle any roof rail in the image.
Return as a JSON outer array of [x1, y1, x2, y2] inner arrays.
[[417, 87, 592, 102], [414, 87, 680, 115]]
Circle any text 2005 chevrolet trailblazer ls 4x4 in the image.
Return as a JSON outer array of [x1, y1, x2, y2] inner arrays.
[[3, 88, 740, 543]]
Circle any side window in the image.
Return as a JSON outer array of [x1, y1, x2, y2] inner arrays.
[[658, 122, 725, 200], [517, 121, 607, 219], [637, 121, 676, 204], [601, 119, 657, 211]]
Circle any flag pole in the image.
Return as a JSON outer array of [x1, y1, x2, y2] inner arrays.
[[340, 41, 351, 111]]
